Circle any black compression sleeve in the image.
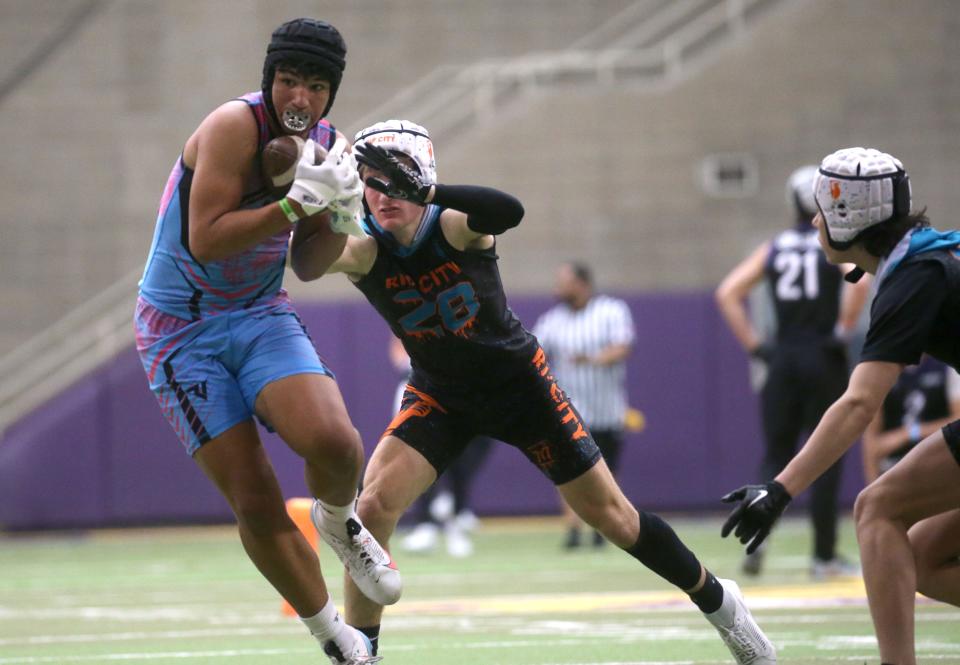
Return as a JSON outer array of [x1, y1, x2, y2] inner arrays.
[[430, 184, 524, 235]]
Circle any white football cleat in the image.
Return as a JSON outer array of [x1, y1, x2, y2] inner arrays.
[[323, 625, 382, 665], [444, 522, 474, 558], [311, 500, 402, 605], [705, 578, 776, 664], [401, 522, 440, 554]]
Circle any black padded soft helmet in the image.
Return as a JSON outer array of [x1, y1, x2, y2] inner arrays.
[[261, 18, 347, 127]]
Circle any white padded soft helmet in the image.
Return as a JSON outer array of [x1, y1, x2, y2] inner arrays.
[[786, 165, 819, 220], [813, 147, 911, 249], [353, 119, 437, 185]]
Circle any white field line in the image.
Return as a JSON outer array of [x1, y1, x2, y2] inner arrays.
[[0, 626, 958, 663], [2, 582, 874, 623], [1, 584, 958, 659], [0, 648, 314, 663], [3, 638, 960, 665]]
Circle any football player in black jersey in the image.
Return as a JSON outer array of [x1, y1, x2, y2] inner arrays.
[[863, 355, 960, 483], [715, 165, 870, 578], [722, 147, 960, 665], [292, 119, 776, 664]]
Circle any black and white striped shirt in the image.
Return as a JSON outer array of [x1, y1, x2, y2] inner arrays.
[[533, 295, 635, 429]]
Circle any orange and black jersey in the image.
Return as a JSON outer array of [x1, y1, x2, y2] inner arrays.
[[353, 205, 538, 390]]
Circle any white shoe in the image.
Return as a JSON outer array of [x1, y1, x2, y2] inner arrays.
[[705, 578, 776, 664], [454, 509, 479, 532], [428, 491, 455, 523], [323, 625, 382, 664], [810, 555, 860, 580], [402, 522, 440, 553], [311, 501, 402, 605], [444, 522, 474, 558]]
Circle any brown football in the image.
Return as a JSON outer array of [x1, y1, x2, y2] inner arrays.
[[261, 136, 328, 198]]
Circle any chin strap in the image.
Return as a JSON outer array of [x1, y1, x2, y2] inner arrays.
[[844, 267, 866, 283]]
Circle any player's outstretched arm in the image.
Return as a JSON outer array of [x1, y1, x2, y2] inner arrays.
[[778, 360, 901, 496], [355, 142, 524, 247], [431, 184, 525, 241], [291, 229, 375, 282], [722, 360, 901, 553]]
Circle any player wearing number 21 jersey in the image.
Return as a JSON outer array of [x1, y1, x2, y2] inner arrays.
[[290, 119, 776, 664], [715, 165, 871, 579]]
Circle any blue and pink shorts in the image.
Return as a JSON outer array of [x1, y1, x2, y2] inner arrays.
[[134, 297, 333, 455]]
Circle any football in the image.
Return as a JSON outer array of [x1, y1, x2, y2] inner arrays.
[[261, 136, 328, 198]]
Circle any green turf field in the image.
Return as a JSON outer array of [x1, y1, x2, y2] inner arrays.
[[1, 515, 958, 664]]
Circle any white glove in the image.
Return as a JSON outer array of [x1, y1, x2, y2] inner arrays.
[[287, 138, 356, 216], [325, 148, 366, 237], [328, 179, 367, 237], [328, 199, 367, 237]]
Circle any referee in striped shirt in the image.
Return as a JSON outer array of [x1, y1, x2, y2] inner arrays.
[[534, 262, 636, 548]]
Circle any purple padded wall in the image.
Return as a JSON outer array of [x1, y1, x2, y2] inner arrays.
[[0, 293, 865, 529]]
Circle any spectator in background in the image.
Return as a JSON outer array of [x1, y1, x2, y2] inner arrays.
[[534, 262, 636, 549], [715, 165, 871, 579], [388, 337, 493, 557], [133, 18, 394, 665], [862, 355, 960, 483]]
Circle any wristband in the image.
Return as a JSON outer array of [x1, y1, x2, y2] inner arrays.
[[908, 422, 922, 443], [278, 198, 302, 224]]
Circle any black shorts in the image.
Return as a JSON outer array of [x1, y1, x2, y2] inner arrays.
[[385, 347, 602, 485], [940, 419, 960, 467], [592, 428, 624, 473]]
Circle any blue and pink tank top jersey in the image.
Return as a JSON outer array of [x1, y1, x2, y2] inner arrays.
[[138, 92, 336, 321]]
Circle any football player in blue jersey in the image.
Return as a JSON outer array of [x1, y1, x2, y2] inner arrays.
[[135, 19, 394, 664]]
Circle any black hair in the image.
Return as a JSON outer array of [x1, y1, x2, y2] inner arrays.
[[272, 55, 338, 85], [566, 261, 593, 287], [858, 208, 930, 258]]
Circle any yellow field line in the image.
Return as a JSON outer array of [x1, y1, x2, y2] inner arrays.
[[388, 578, 867, 615]]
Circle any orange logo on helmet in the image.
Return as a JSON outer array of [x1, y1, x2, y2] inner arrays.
[[830, 181, 842, 200]]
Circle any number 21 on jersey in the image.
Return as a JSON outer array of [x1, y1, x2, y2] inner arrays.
[[774, 249, 819, 300]]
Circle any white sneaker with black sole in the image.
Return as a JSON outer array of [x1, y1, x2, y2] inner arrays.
[[704, 578, 776, 664], [311, 500, 402, 606]]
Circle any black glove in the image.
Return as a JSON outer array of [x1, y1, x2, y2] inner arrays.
[[720, 480, 791, 553], [355, 143, 431, 204]]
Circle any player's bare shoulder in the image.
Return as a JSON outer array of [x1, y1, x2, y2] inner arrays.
[[183, 100, 259, 172]]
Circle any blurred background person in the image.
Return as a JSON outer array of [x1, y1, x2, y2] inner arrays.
[[862, 355, 960, 483], [715, 165, 871, 578], [534, 262, 636, 549], [388, 337, 493, 557]]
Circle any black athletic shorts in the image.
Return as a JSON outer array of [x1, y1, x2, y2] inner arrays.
[[591, 428, 624, 473], [385, 346, 602, 485], [940, 419, 960, 467]]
